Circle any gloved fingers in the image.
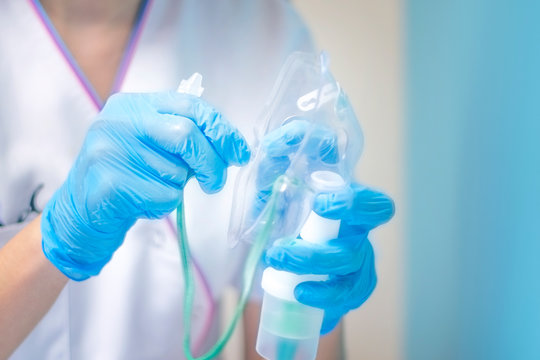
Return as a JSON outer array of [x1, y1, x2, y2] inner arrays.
[[262, 120, 308, 156], [124, 176, 184, 219], [82, 164, 183, 220], [262, 120, 338, 163], [298, 276, 374, 336], [294, 263, 376, 311], [134, 144, 190, 188], [251, 120, 339, 219], [255, 155, 290, 190], [312, 186, 355, 220], [134, 112, 227, 193], [91, 121, 190, 188], [264, 233, 371, 276], [293, 247, 376, 335], [158, 114, 228, 193], [80, 120, 189, 211], [320, 313, 342, 335], [151, 92, 251, 166], [251, 155, 290, 213], [314, 182, 395, 230]]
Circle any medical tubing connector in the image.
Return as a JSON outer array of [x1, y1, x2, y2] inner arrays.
[[255, 171, 346, 360]]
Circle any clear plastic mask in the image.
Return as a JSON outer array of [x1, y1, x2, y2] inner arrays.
[[228, 52, 363, 248]]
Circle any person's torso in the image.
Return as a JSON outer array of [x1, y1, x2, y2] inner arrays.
[[0, 0, 314, 358]]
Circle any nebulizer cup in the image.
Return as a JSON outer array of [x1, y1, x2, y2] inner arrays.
[[256, 171, 346, 360], [256, 280, 323, 360]]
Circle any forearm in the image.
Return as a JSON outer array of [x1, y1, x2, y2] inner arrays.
[[0, 215, 68, 359], [317, 322, 345, 360]]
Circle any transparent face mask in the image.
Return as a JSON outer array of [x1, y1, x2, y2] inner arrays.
[[228, 51, 363, 249]]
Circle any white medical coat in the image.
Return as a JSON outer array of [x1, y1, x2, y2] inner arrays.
[[0, 0, 314, 358]]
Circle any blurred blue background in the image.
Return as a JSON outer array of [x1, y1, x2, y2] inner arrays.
[[288, 0, 540, 359], [407, 1, 540, 359]]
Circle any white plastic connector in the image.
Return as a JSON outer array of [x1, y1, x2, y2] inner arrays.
[[177, 72, 204, 97], [300, 171, 346, 245]]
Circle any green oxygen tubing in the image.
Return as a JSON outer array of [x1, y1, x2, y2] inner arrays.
[[175, 73, 282, 359], [176, 177, 283, 360]]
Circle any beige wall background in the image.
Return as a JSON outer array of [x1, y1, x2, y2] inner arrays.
[[292, 1, 405, 359], [223, 1, 404, 359]]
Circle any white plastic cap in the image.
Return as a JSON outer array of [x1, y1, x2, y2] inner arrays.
[[177, 72, 204, 97], [300, 212, 340, 245], [300, 171, 346, 244], [261, 267, 327, 302], [309, 170, 346, 191]]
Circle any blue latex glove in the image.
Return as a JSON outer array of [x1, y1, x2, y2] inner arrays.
[[253, 119, 338, 216], [42, 92, 250, 280], [258, 118, 394, 334], [265, 184, 394, 334]]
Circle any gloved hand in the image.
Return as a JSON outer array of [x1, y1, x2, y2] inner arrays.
[[265, 184, 394, 334], [253, 119, 338, 216], [256, 118, 394, 335], [42, 92, 250, 280]]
